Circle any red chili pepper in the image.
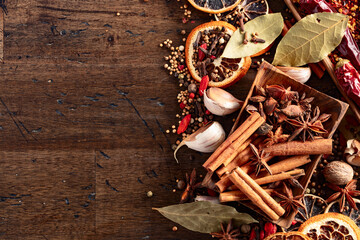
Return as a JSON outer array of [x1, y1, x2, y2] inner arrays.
[[199, 75, 209, 97], [210, 55, 216, 60], [298, 0, 360, 71], [198, 43, 207, 61], [189, 93, 195, 99], [291, 220, 297, 226], [335, 58, 360, 107], [249, 229, 256, 240], [177, 114, 191, 134]]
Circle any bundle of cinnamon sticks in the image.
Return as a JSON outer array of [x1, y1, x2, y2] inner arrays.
[[202, 112, 333, 221]]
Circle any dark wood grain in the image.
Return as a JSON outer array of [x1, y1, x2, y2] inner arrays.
[[0, 0, 342, 239]]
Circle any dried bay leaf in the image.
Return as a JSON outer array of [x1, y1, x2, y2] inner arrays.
[[222, 13, 284, 58], [273, 12, 348, 66], [154, 201, 257, 233]]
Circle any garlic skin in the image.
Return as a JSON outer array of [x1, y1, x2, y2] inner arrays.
[[204, 87, 243, 116], [345, 139, 360, 167], [174, 121, 225, 163], [195, 195, 220, 204], [276, 66, 311, 84]]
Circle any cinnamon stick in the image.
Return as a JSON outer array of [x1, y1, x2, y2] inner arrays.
[[263, 139, 332, 156], [220, 189, 274, 203], [203, 112, 261, 172], [222, 135, 256, 167], [213, 116, 265, 171], [255, 169, 305, 185], [223, 169, 305, 191], [216, 145, 253, 177], [233, 167, 285, 217], [215, 175, 233, 193], [229, 169, 283, 220], [252, 155, 311, 178]]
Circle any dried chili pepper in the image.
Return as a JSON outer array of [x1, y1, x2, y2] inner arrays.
[[199, 75, 209, 97], [335, 58, 360, 107], [198, 43, 207, 61], [298, 0, 360, 71], [177, 114, 191, 134]]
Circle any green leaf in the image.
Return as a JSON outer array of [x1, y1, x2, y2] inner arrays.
[[154, 201, 258, 233], [222, 13, 284, 58], [273, 12, 348, 66]]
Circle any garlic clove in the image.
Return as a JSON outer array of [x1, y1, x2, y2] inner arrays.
[[345, 139, 360, 167], [174, 121, 225, 163], [204, 87, 243, 116], [276, 66, 311, 84]]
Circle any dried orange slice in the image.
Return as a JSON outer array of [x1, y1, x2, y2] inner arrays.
[[264, 232, 311, 240], [299, 213, 360, 240], [187, 0, 242, 14], [219, 0, 269, 27], [325, 198, 360, 227], [288, 194, 328, 231], [185, 21, 251, 88]]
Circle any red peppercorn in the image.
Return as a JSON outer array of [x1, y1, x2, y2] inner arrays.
[[178, 65, 184, 71], [189, 93, 195, 99], [198, 43, 207, 61], [291, 220, 297, 226], [205, 110, 211, 115], [177, 114, 191, 134], [210, 55, 216, 60], [264, 222, 276, 236], [199, 75, 209, 97], [179, 102, 186, 109], [260, 230, 265, 240], [249, 229, 256, 240]]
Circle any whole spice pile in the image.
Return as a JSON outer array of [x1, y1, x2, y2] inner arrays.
[[154, 0, 360, 239], [203, 83, 333, 222]]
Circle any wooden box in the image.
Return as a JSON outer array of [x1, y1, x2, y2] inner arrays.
[[232, 61, 349, 227]]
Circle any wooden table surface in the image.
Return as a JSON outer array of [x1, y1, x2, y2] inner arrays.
[[0, 0, 341, 239]]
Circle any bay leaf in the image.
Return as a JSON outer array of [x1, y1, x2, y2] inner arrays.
[[222, 13, 284, 58], [154, 201, 257, 233], [273, 12, 348, 66]]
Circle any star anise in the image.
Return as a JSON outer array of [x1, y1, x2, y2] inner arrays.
[[326, 179, 360, 212], [249, 143, 272, 176], [180, 168, 202, 203], [274, 182, 306, 217], [261, 126, 289, 148], [286, 111, 327, 142], [297, 93, 314, 112], [211, 220, 241, 240], [266, 85, 299, 104]]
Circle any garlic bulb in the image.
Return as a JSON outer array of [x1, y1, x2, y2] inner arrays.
[[345, 139, 360, 166], [174, 121, 225, 163], [276, 66, 311, 84], [204, 87, 243, 116]]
